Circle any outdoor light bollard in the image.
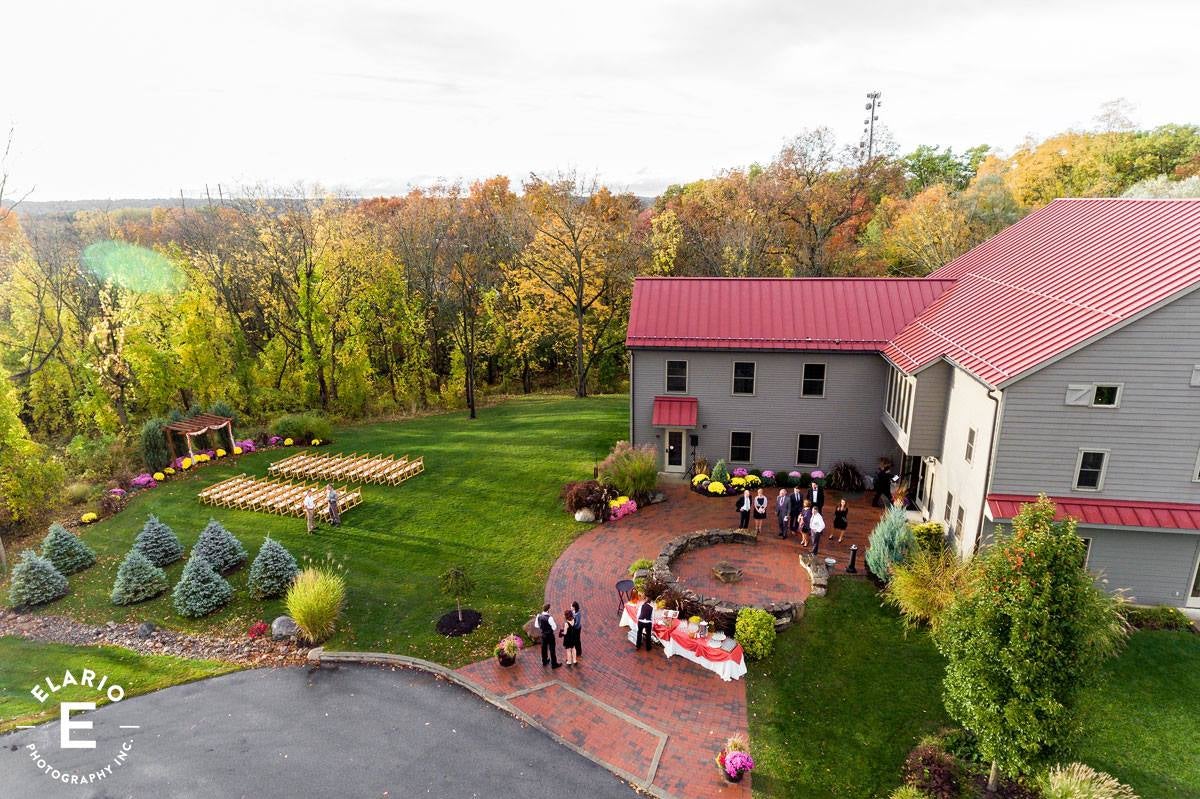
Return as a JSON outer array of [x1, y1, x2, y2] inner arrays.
[[846, 544, 859, 574]]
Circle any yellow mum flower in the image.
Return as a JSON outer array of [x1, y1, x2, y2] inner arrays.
[[181, 458, 192, 469], [81, 512, 98, 523], [216, 449, 226, 457], [232, 446, 243, 455], [284, 438, 294, 446], [707, 481, 726, 494], [691, 473, 709, 486], [153, 472, 165, 481]]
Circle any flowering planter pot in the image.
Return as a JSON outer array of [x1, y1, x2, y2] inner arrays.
[[496, 653, 517, 668], [724, 771, 745, 783]]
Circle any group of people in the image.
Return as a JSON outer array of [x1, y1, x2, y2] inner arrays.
[[535, 601, 584, 668], [736, 481, 848, 556], [302, 485, 342, 533]]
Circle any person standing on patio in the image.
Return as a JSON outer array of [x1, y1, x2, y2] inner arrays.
[[775, 489, 790, 539], [325, 484, 341, 527], [562, 608, 580, 666], [788, 485, 805, 536], [872, 458, 894, 508], [810, 508, 827, 556], [537, 604, 561, 668], [752, 488, 768, 534], [736, 489, 752, 530], [635, 596, 655, 651], [572, 601, 584, 658], [800, 499, 813, 548], [833, 498, 849, 543], [303, 490, 317, 533], [808, 480, 825, 512]]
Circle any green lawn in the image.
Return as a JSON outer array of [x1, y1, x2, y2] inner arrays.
[[747, 577, 1200, 798], [3, 395, 627, 668], [747, 577, 951, 798], [0, 636, 237, 733]]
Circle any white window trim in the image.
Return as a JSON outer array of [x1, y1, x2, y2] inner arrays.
[[801, 362, 827, 398], [795, 433, 821, 468], [1090, 383, 1123, 408], [1073, 448, 1110, 492], [1193, 446, 1200, 483], [965, 428, 976, 464], [1080, 536, 1093, 569], [732, 361, 756, 397], [664, 359, 688, 394], [944, 493, 954, 525], [729, 431, 753, 464]]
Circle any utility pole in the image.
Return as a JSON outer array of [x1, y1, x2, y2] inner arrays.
[[860, 91, 882, 161]]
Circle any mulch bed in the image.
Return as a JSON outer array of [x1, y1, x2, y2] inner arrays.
[[436, 609, 482, 637]]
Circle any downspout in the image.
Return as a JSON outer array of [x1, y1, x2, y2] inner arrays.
[[628, 350, 635, 444], [974, 387, 1004, 555]]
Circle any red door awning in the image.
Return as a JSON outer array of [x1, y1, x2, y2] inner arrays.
[[651, 396, 698, 428]]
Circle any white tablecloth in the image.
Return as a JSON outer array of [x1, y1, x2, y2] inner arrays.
[[620, 605, 747, 682]]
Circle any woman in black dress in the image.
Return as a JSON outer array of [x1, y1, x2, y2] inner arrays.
[[833, 498, 849, 543], [561, 608, 581, 666], [752, 488, 768, 534]]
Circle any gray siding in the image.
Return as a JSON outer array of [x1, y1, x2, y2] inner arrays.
[[631, 349, 898, 472], [992, 287, 1200, 502], [908, 360, 951, 454], [1083, 527, 1200, 607]]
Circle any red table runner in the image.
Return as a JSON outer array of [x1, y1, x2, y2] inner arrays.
[[625, 602, 744, 664]]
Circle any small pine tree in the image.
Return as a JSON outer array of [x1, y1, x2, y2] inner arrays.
[[111, 549, 169, 605], [8, 550, 68, 607], [133, 515, 184, 567], [710, 459, 731, 485], [865, 505, 915, 581], [41, 523, 96, 575], [192, 519, 248, 573], [172, 553, 233, 618], [248, 537, 300, 599], [139, 417, 171, 471]]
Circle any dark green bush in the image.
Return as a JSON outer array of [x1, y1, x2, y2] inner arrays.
[[139, 417, 171, 471], [172, 553, 233, 618], [41, 523, 96, 575], [248, 537, 300, 599], [133, 515, 184, 567], [192, 519, 248, 573], [8, 550, 68, 608], [1125, 604, 1192, 631], [269, 413, 333, 444], [207, 401, 238, 426], [111, 549, 169, 605]]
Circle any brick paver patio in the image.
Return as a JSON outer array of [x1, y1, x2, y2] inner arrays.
[[458, 480, 880, 798]]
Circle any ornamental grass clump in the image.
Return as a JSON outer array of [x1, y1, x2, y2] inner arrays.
[[192, 518, 247, 573], [734, 607, 777, 660], [884, 547, 979, 632], [1037, 762, 1138, 799], [40, 523, 96, 575], [597, 441, 658, 502], [111, 549, 168, 605], [248, 537, 300, 599], [133, 515, 184, 567], [172, 553, 234, 618], [285, 567, 346, 643], [7, 550, 68, 608], [866, 505, 915, 582]]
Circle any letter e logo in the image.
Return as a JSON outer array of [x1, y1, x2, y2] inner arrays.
[[60, 702, 97, 749]]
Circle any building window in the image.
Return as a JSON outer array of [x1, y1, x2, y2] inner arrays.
[[796, 434, 821, 467], [1194, 446, 1200, 482], [1092, 384, 1122, 407], [1074, 449, 1108, 491], [955, 507, 966, 540], [729, 431, 753, 463], [665, 360, 688, 393], [944, 493, 954, 525], [885, 364, 912, 432], [1079, 536, 1093, 568], [801, 363, 826, 397], [965, 428, 976, 463], [732, 362, 755, 395]]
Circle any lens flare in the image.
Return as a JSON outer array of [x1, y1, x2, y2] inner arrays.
[[82, 240, 183, 294]]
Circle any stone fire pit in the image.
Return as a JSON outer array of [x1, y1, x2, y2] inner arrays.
[[711, 561, 743, 583]]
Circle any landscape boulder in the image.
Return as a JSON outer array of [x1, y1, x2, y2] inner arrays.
[[272, 615, 301, 640]]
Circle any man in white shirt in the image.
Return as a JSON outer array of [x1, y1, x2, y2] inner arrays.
[[303, 490, 317, 533], [809, 509, 827, 556], [537, 603, 561, 668]]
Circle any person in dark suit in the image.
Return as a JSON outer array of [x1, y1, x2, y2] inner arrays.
[[774, 489, 790, 539], [537, 603, 561, 668], [788, 486, 805, 535], [872, 458, 894, 508], [735, 489, 752, 529], [635, 597, 655, 651], [808, 480, 825, 512], [572, 600, 584, 658]]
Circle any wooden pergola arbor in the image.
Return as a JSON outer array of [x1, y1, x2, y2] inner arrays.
[[164, 414, 237, 462]]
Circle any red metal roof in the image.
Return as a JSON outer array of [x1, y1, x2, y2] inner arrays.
[[651, 396, 698, 427], [885, 199, 1200, 386], [627, 277, 954, 351], [987, 493, 1200, 531]]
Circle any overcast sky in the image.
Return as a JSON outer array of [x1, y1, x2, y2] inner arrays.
[[4, 0, 1197, 200]]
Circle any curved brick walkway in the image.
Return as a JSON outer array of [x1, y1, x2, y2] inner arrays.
[[457, 481, 879, 799]]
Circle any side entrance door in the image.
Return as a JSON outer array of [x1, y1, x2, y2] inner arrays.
[[664, 429, 686, 473]]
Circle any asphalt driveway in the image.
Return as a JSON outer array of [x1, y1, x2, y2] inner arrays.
[[1, 664, 638, 799]]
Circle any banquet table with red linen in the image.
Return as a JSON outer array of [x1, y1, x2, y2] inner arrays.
[[619, 602, 748, 681]]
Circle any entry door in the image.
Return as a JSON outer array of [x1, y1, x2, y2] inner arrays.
[[664, 429, 685, 472], [1190, 548, 1200, 609]]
